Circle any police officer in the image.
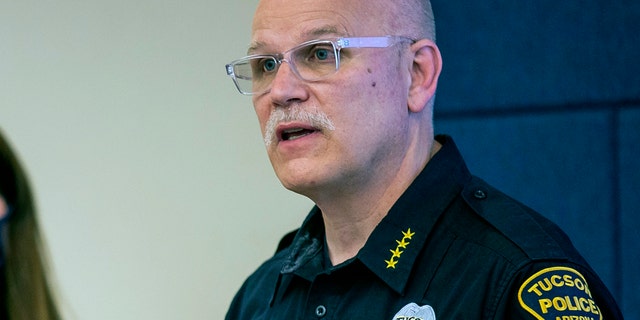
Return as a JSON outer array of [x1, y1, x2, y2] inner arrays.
[[223, 0, 623, 318]]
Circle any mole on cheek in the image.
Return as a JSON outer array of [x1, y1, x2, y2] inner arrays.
[[367, 68, 375, 87]]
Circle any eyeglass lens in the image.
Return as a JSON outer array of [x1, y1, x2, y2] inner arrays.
[[231, 40, 340, 94]]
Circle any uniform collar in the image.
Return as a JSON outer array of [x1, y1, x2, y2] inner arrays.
[[358, 135, 472, 294], [280, 135, 472, 294]]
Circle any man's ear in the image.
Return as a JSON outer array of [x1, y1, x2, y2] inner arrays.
[[407, 39, 442, 113]]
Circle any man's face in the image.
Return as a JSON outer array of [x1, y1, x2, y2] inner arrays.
[[250, 0, 413, 199]]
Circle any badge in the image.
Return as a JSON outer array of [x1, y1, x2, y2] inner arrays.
[[518, 266, 602, 320], [392, 302, 436, 320]]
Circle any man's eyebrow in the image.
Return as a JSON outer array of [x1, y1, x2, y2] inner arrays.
[[247, 42, 264, 55], [305, 26, 341, 38], [247, 25, 340, 55], [247, 26, 343, 55]]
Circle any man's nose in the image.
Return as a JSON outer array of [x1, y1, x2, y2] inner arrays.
[[268, 60, 308, 105]]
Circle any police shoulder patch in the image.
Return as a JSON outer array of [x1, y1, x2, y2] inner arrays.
[[518, 266, 602, 320]]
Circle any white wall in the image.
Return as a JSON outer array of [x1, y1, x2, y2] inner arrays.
[[0, 1, 312, 318]]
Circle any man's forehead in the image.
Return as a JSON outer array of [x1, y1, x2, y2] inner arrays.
[[248, 25, 345, 54], [249, 0, 383, 41]]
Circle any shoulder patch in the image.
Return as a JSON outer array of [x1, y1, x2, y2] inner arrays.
[[518, 266, 602, 320]]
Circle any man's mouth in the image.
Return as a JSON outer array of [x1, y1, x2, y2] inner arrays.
[[264, 107, 335, 147], [280, 127, 317, 141]]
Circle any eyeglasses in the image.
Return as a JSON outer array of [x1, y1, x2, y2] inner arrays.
[[225, 36, 414, 95]]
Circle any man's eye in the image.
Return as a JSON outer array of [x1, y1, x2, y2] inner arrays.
[[262, 59, 278, 72], [313, 48, 331, 60], [304, 45, 335, 62]]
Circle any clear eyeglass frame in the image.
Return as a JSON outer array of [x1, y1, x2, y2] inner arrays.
[[225, 35, 414, 95]]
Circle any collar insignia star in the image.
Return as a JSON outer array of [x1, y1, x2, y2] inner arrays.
[[402, 228, 415, 239], [390, 247, 403, 258], [385, 258, 399, 269], [385, 228, 415, 269]]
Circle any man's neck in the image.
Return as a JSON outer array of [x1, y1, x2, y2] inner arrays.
[[317, 140, 442, 266]]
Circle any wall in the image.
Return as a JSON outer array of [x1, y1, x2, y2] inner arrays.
[[0, 0, 636, 319], [1, 1, 303, 319], [432, 1, 639, 319]]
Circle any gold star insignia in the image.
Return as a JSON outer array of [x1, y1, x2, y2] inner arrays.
[[402, 228, 415, 240], [390, 247, 404, 258], [385, 258, 398, 269], [396, 238, 410, 249]]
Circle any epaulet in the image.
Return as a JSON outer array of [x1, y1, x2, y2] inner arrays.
[[461, 176, 568, 261], [275, 229, 299, 254]]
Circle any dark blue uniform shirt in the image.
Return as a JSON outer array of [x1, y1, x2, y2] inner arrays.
[[226, 135, 623, 320]]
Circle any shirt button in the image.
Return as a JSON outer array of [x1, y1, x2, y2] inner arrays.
[[474, 189, 487, 199], [315, 305, 327, 318]]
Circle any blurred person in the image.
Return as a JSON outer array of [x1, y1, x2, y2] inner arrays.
[[223, 0, 623, 318], [0, 130, 61, 319]]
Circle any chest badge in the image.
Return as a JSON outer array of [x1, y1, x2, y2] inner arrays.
[[393, 302, 436, 320], [385, 228, 415, 269]]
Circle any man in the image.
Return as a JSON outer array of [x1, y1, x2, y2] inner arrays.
[[223, 0, 623, 319]]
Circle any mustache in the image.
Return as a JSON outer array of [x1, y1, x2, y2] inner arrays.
[[264, 106, 335, 147]]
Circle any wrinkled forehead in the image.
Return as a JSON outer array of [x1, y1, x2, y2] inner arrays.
[[250, 0, 391, 52]]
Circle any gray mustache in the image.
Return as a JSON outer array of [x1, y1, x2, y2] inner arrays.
[[264, 106, 335, 146]]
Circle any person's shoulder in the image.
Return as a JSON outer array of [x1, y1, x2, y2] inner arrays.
[[446, 177, 623, 318], [275, 229, 298, 254], [248, 230, 297, 277], [225, 230, 295, 319], [456, 176, 582, 263], [233, 230, 297, 291], [507, 261, 622, 320]]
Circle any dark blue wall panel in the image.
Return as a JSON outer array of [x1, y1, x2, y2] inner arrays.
[[432, 1, 640, 110], [430, 1, 639, 318], [619, 107, 640, 318]]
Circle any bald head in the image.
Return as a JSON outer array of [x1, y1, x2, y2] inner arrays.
[[253, 0, 436, 42], [384, 0, 436, 41]]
